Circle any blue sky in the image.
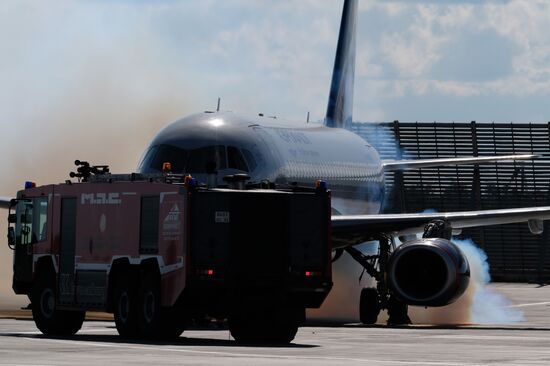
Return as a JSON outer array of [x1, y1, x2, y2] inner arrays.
[[3, 0, 550, 133], [1, 0, 550, 308]]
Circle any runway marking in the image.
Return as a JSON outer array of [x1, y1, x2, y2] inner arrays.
[[508, 301, 550, 308], [425, 334, 550, 341], [0, 364, 51, 366], [15, 335, 488, 366]]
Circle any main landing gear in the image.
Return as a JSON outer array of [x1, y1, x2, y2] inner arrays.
[[342, 220, 454, 326], [342, 235, 411, 326]]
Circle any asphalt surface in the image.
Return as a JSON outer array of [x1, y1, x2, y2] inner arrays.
[[1, 283, 549, 365]]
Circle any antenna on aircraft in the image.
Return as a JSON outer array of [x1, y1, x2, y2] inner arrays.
[[216, 97, 221, 112]]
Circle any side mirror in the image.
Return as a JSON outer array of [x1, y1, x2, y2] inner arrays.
[[7, 227, 15, 248], [8, 213, 16, 224]]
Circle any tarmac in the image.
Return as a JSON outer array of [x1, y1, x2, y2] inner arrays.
[[0, 283, 549, 365]]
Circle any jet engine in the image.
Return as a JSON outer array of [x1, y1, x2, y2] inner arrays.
[[387, 238, 470, 307]]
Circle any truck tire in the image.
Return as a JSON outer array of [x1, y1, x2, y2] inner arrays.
[[160, 307, 186, 340], [229, 304, 301, 344], [31, 275, 85, 336], [359, 288, 380, 324], [113, 273, 139, 338], [137, 274, 185, 339]]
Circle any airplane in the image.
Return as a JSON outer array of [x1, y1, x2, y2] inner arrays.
[[3, 0, 550, 325], [132, 0, 550, 324]]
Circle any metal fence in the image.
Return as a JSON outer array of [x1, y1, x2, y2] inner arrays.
[[351, 121, 550, 282]]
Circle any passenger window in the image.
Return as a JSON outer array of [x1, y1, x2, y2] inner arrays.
[[227, 146, 249, 172], [187, 145, 227, 173], [241, 149, 257, 172]]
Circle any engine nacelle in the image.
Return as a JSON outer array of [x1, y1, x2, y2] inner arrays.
[[387, 238, 470, 307]]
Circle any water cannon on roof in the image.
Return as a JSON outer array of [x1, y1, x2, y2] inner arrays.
[[69, 160, 110, 182]]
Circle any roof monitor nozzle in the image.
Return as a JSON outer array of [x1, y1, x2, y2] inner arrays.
[[70, 160, 110, 182], [223, 174, 250, 190]]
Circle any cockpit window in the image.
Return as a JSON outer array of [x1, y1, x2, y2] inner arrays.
[[227, 146, 248, 172], [140, 144, 256, 174], [139, 145, 188, 173], [241, 149, 257, 172], [187, 145, 227, 173]]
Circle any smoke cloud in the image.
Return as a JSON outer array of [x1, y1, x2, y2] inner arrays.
[[307, 242, 378, 322], [411, 238, 523, 325], [0, 1, 196, 309], [307, 254, 370, 321], [309, 237, 523, 325]]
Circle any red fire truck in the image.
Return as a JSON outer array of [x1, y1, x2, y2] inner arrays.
[[7, 162, 332, 343]]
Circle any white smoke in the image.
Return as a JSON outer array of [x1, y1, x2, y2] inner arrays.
[[0, 0, 196, 310], [455, 238, 524, 324], [411, 238, 524, 325]]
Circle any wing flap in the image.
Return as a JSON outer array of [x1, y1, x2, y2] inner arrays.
[[332, 206, 550, 248]]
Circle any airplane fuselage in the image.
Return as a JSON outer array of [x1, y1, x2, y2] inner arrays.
[[138, 112, 385, 215]]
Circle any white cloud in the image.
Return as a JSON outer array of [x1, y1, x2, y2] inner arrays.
[[355, 0, 550, 107]]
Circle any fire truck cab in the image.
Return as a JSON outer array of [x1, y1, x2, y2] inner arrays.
[[7, 168, 332, 343]]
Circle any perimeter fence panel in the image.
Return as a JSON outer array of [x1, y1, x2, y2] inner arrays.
[[350, 121, 550, 282]]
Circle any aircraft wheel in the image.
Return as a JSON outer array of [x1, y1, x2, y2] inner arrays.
[[387, 296, 411, 325], [113, 273, 139, 338], [32, 275, 85, 335], [359, 288, 380, 324]]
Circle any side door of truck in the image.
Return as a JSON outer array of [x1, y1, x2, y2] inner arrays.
[[58, 197, 77, 305], [11, 199, 34, 287], [10, 195, 50, 292]]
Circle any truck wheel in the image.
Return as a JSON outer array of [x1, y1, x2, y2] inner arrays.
[[268, 307, 300, 343], [160, 307, 186, 340], [359, 288, 380, 324], [229, 305, 300, 344], [137, 274, 161, 338], [137, 274, 185, 340], [113, 273, 139, 338], [32, 275, 85, 335]]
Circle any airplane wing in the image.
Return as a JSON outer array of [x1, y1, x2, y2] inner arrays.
[[0, 197, 13, 209], [331, 206, 550, 248], [382, 154, 536, 172]]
